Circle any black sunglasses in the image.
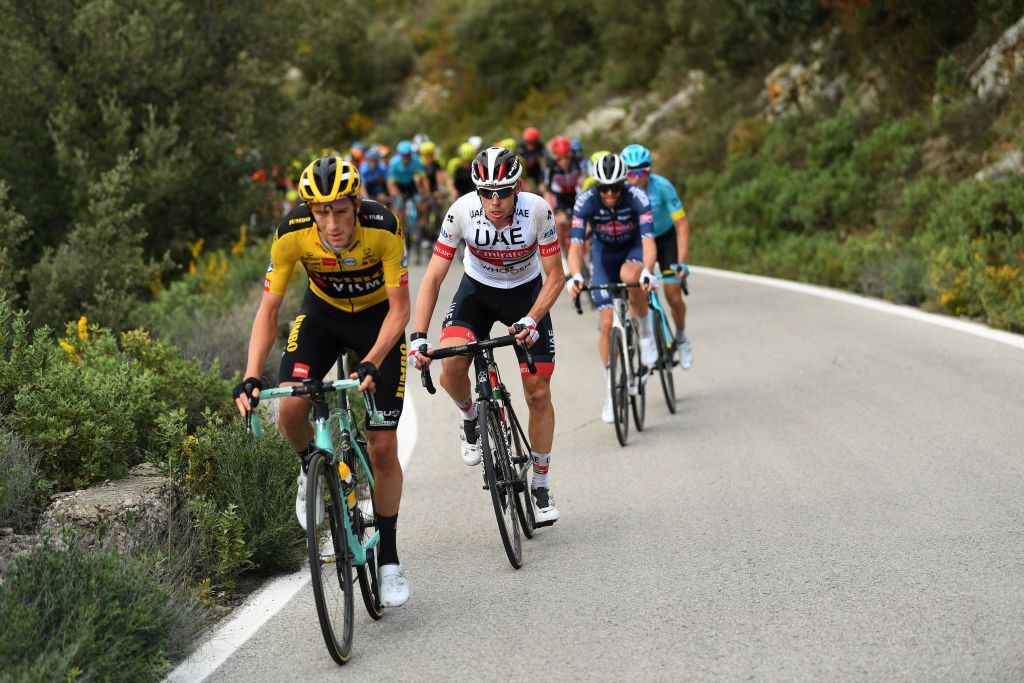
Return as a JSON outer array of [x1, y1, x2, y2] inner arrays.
[[598, 182, 624, 194], [477, 186, 515, 200]]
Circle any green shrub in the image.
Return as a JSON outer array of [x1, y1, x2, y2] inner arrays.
[[0, 536, 196, 682], [8, 343, 140, 491], [160, 410, 305, 594], [0, 423, 42, 532]]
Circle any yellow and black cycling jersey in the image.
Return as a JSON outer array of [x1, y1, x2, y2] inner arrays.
[[264, 199, 408, 313]]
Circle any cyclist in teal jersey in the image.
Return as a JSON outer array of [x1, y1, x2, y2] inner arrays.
[[621, 144, 693, 369]]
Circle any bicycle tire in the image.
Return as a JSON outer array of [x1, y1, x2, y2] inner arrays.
[[609, 328, 629, 447], [652, 309, 677, 413], [350, 437, 384, 620], [505, 400, 536, 539], [479, 403, 523, 568], [306, 451, 355, 665], [628, 323, 646, 431]]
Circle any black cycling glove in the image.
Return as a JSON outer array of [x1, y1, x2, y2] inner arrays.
[[355, 361, 381, 388], [233, 376, 263, 407]]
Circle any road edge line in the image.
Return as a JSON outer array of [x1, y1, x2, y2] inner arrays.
[[692, 265, 1024, 351]]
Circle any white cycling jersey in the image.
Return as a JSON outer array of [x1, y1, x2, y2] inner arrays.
[[433, 191, 560, 288]]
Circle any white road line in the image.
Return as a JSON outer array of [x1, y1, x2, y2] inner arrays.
[[164, 393, 417, 683], [692, 265, 1024, 350]]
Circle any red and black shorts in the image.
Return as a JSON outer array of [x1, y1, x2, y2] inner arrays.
[[440, 275, 555, 377], [279, 292, 406, 431]]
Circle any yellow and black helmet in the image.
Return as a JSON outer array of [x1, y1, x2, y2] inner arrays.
[[298, 156, 361, 203]]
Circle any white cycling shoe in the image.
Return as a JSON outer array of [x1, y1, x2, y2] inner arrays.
[[531, 487, 560, 526], [460, 419, 482, 466], [677, 338, 693, 370], [601, 396, 614, 423], [379, 564, 410, 607], [295, 466, 324, 533], [640, 337, 658, 367]]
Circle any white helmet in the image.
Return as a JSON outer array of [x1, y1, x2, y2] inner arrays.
[[591, 153, 628, 185], [471, 146, 523, 188]]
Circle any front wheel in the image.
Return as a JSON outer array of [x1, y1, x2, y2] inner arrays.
[[479, 403, 523, 568], [306, 451, 355, 665], [652, 309, 676, 413], [609, 328, 629, 447], [627, 323, 646, 432]]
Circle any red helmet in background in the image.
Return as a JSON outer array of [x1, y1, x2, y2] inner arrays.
[[523, 127, 540, 143], [550, 135, 572, 157]]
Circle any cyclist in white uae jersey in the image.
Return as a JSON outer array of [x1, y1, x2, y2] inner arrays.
[[409, 146, 564, 525]]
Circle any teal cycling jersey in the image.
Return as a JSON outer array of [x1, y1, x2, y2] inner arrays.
[[645, 173, 687, 237], [388, 154, 426, 187]]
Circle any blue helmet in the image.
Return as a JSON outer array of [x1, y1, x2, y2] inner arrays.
[[620, 144, 651, 169], [570, 139, 582, 155], [396, 140, 413, 156]]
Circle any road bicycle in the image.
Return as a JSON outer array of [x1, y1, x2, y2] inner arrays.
[[246, 358, 383, 665], [574, 283, 646, 446], [418, 327, 538, 568], [647, 272, 688, 413]]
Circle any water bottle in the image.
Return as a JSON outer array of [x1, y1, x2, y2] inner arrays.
[[337, 461, 356, 509]]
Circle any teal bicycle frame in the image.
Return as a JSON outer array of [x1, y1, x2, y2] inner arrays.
[[249, 378, 382, 566]]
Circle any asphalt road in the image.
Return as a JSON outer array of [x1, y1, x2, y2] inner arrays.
[[204, 262, 1024, 682]]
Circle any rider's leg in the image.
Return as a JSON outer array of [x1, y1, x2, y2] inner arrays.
[[278, 392, 314, 451], [598, 307, 613, 366], [366, 429, 402, 517], [664, 281, 687, 333], [621, 261, 651, 338], [438, 348, 475, 417], [521, 374, 554, 454]]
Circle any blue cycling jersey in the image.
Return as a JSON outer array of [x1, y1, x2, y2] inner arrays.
[[570, 184, 654, 248], [387, 154, 425, 187], [644, 174, 687, 237], [360, 160, 388, 195]]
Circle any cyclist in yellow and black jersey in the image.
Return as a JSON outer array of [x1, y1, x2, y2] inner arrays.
[[265, 196, 407, 312], [234, 156, 412, 608]]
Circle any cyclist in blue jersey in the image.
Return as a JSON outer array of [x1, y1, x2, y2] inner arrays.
[[567, 153, 658, 424], [621, 144, 693, 369], [387, 140, 429, 238], [360, 148, 389, 203]]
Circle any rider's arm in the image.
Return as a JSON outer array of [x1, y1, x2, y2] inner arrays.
[[676, 215, 690, 264], [525, 250, 566, 323], [243, 291, 284, 380], [412, 250, 454, 335]]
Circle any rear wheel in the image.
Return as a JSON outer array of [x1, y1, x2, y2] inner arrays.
[[652, 309, 676, 413], [609, 328, 629, 447], [350, 436, 383, 620], [306, 451, 354, 665], [505, 404, 536, 539], [628, 323, 646, 431], [480, 404, 523, 568]]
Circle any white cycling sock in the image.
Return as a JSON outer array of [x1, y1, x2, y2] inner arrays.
[[638, 312, 652, 339], [676, 328, 688, 343], [531, 451, 550, 489], [455, 395, 477, 421]]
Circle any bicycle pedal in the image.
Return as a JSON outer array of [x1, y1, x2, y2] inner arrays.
[[533, 519, 556, 528]]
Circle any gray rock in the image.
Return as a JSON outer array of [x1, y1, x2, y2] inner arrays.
[[565, 106, 628, 140], [974, 150, 1024, 181], [969, 15, 1024, 101], [633, 71, 706, 140], [39, 462, 173, 555]]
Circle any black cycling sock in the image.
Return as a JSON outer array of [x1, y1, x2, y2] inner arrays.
[[296, 441, 316, 472], [376, 513, 399, 566]]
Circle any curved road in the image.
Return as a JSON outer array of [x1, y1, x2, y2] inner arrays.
[[198, 264, 1024, 681]]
